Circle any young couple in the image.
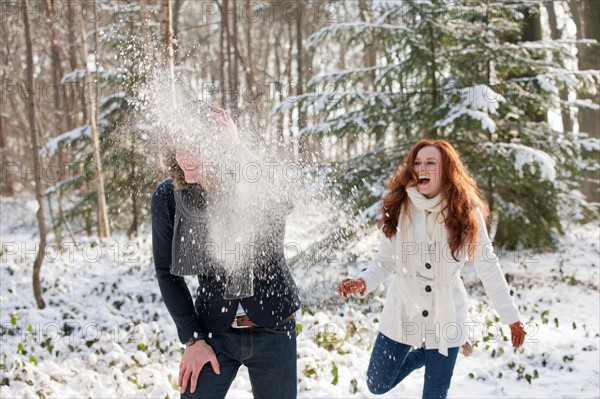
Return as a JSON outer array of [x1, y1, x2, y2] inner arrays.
[[151, 102, 525, 399]]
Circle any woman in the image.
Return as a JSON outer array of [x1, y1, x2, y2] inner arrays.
[[337, 140, 526, 399]]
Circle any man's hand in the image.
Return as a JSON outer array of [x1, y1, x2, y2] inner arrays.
[[337, 278, 366, 299], [509, 321, 526, 348], [178, 340, 220, 394], [211, 108, 240, 150]]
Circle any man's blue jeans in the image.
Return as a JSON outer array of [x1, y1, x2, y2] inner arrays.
[[367, 332, 459, 399], [181, 319, 297, 399]]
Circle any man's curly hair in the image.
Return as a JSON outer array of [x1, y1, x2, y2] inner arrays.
[[165, 149, 192, 191]]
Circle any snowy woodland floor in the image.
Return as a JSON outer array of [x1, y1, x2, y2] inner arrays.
[[1, 195, 599, 398]]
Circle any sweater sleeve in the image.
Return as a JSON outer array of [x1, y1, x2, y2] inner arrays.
[[151, 180, 205, 344], [358, 230, 397, 295], [472, 208, 521, 325]]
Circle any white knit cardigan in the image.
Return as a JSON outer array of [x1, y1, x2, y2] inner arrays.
[[359, 191, 521, 356]]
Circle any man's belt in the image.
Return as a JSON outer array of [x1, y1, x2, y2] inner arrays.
[[231, 313, 296, 329]]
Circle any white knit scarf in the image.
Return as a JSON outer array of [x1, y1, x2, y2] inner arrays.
[[397, 186, 460, 356]]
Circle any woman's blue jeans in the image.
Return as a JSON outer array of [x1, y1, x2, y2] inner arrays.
[[181, 319, 297, 399], [367, 332, 459, 399]]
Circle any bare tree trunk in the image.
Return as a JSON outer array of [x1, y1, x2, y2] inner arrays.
[[570, 0, 600, 200], [78, 1, 110, 239], [359, 0, 376, 87], [225, 0, 232, 104], [274, 28, 285, 144], [23, 0, 47, 309], [359, 0, 381, 146], [243, 0, 258, 130], [45, 191, 60, 242], [232, 0, 239, 114], [140, 0, 149, 46], [57, 150, 76, 243], [139, 0, 153, 82], [219, 2, 250, 118], [224, 0, 237, 111], [84, 177, 92, 235], [0, 97, 14, 196], [160, 0, 176, 106], [67, 1, 79, 130], [287, 21, 295, 156], [545, 2, 574, 134], [127, 137, 138, 238], [8, 93, 32, 152], [260, 21, 270, 75], [296, 5, 308, 161], [545, 2, 562, 41], [45, 0, 65, 134], [0, 21, 13, 195], [94, 4, 101, 125], [522, 5, 542, 42], [245, 0, 253, 88], [219, 0, 227, 107], [521, 5, 546, 123], [571, 0, 599, 137], [173, 0, 184, 65]]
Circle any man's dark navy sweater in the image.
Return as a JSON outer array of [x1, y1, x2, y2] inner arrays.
[[151, 178, 301, 344]]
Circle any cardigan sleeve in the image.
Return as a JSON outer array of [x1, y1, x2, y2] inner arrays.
[[151, 180, 205, 344], [472, 208, 521, 325], [358, 230, 397, 295]]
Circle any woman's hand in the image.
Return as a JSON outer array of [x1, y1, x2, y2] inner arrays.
[[337, 278, 366, 298], [178, 340, 220, 394], [509, 321, 526, 348]]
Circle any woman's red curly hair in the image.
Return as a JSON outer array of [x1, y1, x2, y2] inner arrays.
[[379, 139, 488, 261]]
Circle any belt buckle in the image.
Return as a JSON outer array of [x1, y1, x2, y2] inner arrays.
[[231, 316, 251, 329]]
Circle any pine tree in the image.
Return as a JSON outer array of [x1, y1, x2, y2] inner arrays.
[[278, 0, 598, 249]]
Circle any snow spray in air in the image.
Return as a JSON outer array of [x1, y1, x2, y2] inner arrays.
[[140, 72, 357, 304]]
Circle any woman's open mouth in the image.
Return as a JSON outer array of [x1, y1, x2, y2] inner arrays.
[[418, 175, 431, 186]]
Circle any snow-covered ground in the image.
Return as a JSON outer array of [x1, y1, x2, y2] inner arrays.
[[1, 195, 598, 398]]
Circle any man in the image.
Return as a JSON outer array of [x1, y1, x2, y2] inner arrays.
[[151, 102, 300, 399]]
